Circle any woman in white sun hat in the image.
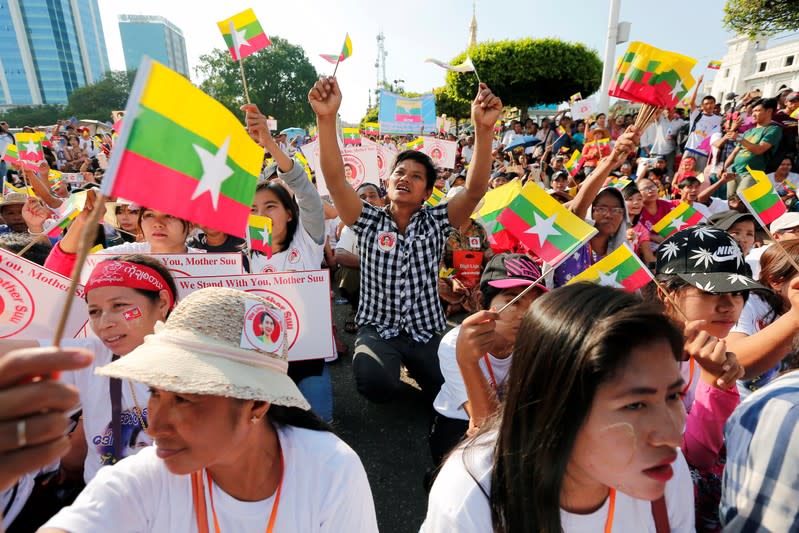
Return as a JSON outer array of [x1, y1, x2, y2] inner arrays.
[[39, 287, 378, 533]]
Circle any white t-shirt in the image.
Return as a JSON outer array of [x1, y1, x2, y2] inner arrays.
[[461, 145, 474, 164], [685, 110, 722, 155], [44, 337, 153, 482], [731, 293, 774, 337], [336, 225, 358, 255], [703, 196, 729, 216], [44, 426, 379, 533], [250, 223, 324, 273], [421, 434, 694, 532], [745, 244, 770, 280], [433, 326, 513, 421], [692, 201, 713, 220]]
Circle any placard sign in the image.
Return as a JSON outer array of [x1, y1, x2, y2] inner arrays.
[[81, 253, 244, 284], [0, 249, 88, 339], [173, 270, 334, 361]]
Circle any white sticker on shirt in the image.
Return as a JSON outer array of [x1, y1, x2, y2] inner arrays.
[[376, 231, 397, 252], [469, 237, 481, 249]]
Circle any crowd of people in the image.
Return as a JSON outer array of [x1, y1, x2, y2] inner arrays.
[[0, 67, 799, 533]]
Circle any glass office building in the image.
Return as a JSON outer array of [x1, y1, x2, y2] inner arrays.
[[0, 0, 109, 106], [119, 15, 189, 78]]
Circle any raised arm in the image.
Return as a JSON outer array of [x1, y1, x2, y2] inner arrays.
[[446, 84, 502, 228], [689, 75, 704, 114], [568, 126, 641, 219], [308, 77, 363, 226]]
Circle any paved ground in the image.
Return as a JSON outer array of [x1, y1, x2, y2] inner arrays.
[[327, 301, 449, 532]]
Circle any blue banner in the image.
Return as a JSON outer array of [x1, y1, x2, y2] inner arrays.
[[378, 90, 436, 135]]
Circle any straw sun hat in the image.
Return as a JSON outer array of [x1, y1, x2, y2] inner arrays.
[[96, 287, 310, 410]]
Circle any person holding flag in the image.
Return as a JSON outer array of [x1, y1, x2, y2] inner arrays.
[[242, 103, 332, 423], [309, 75, 502, 405]]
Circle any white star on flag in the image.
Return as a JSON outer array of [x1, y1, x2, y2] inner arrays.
[[524, 212, 560, 248], [668, 214, 688, 233], [22, 139, 39, 157], [669, 80, 684, 100], [229, 21, 249, 60], [191, 136, 234, 210], [257, 228, 270, 246], [597, 270, 623, 289]]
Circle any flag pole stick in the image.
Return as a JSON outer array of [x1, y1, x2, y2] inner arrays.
[[496, 266, 553, 314], [52, 192, 104, 347], [763, 226, 799, 273], [16, 234, 47, 257], [332, 56, 342, 77], [239, 57, 251, 104]]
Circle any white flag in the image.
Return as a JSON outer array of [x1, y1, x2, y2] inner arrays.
[[425, 57, 475, 73]]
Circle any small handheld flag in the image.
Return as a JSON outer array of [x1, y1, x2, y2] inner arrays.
[[738, 166, 787, 227], [217, 8, 271, 61], [651, 202, 705, 238], [497, 181, 598, 267], [247, 214, 273, 258], [564, 150, 581, 177], [425, 187, 445, 207], [568, 243, 654, 292], [101, 58, 264, 238], [707, 60, 722, 70], [321, 33, 353, 76], [425, 56, 481, 84]]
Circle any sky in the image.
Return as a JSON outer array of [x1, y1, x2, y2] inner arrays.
[[98, 0, 736, 123]]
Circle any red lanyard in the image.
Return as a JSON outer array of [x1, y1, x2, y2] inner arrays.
[[683, 356, 696, 394], [191, 451, 284, 533], [604, 488, 616, 533], [483, 354, 498, 392]]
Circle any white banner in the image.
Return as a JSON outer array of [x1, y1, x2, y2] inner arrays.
[[0, 249, 88, 339], [81, 253, 244, 284], [362, 138, 395, 184], [173, 270, 334, 361], [570, 97, 597, 120], [419, 137, 458, 169], [302, 141, 380, 196]]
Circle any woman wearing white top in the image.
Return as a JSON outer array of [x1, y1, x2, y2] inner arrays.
[[243, 104, 332, 422], [39, 287, 378, 533], [422, 284, 695, 532]]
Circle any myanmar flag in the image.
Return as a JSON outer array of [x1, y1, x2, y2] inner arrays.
[[564, 149, 581, 176], [652, 202, 704, 239], [609, 41, 696, 108], [406, 137, 424, 150], [707, 60, 722, 70], [14, 133, 44, 163], [739, 166, 786, 226], [320, 33, 353, 64], [247, 214, 272, 258], [568, 244, 654, 292], [425, 187, 445, 207], [497, 181, 598, 267], [474, 179, 523, 252], [46, 207, 79, 239], [342, 127, 361, 145], [2, 145, 39, 171], [217, 8, 271, 61], [362, 122, 380, 136], [102, 58, 264, 238]]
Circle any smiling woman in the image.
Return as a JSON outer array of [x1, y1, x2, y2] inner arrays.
[[422, 284, 695, 533]]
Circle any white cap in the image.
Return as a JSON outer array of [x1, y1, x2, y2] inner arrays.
[[770, 212, 799, 234]]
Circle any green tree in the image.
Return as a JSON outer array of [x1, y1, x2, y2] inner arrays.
[[0, 104, 65, 127], [434, 86, 471, 120], [196, 36, 318, 128], [445, 39, 602, 111], [359, 106, 378, 129], [723, 0, 799, 38], [66, 70, 135, 122]]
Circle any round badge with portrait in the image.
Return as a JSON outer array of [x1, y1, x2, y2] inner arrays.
[[241, 300, 287, 355]]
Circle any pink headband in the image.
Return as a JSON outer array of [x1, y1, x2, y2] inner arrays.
[[85, 260, 174, 309]]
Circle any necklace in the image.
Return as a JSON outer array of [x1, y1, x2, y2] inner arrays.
[[127, 380, 148, 430], [483, 354, 498, 393], [191, 450, 284, 533]]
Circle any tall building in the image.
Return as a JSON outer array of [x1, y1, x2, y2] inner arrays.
[[468, 1, 477, 48], [119, 15, 189, 78], [707, 35, 799, 105], [0, 0, 109, 107]]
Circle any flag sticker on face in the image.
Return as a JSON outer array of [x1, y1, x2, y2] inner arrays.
[[123, 307, 142, 321], [241, 299, 286, 355]]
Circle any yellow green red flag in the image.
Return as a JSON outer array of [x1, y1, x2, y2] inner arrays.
[[568, 243, 654, 292], [738, 166, 786, 226], [320, 33, 353, 64], [217, 8, 271, 61], [102, 58, 264, 238], [247, 214, 272, 258], [497, 181, 598, 266], [652, 202, 705, 238], [425, 187, 445, 207]]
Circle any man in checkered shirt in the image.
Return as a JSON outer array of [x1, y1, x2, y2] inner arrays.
[[309, 76, 502, 404], [721, 367, 799, 531]]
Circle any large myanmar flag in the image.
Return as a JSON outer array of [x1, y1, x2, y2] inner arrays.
[[651, 202, 704, 239], [15, 133, 44, 163], [568, 243, 654, 292], [738, 165, 786, 227], [102, 58, 263, 238], [497, 181, 598, 266], [474, 179, 523, 252], [217, 8, 271, 61]]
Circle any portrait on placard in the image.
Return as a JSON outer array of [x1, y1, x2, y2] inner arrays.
[[342, 153, 367, 189], [241, 300, 288, 354]]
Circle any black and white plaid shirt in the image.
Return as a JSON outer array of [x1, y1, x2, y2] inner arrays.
[[352, 201, 451, 343]]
